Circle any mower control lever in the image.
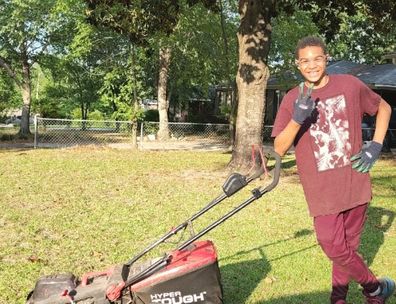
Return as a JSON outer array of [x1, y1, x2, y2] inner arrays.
[[222, 173, 247, 197]]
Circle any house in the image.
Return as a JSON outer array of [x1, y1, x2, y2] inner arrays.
[[141, 99, 158, 110]]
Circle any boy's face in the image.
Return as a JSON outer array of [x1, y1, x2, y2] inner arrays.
[[296, 46, 328, 87]]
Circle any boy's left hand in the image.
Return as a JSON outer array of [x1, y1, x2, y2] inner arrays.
[[351, 141, 382, 173]]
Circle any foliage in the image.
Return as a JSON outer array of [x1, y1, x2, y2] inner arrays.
[[143, 109, 159, 122], [267, 1, 396, 67], [85, 0, 218, 42], [85, 0, 231, 123], [98, 48, 149, 122], [281, 1, 395, 42], [0, 70, 20, 114], [87, 109, 105, 121], [0, 0, 69, 63], [37, 17, 127, 119], [86, 0, 182, 44], [327, 6, 396, 63], [269, 10, 320, 75], [268, 2, 395, 74], [70, 107, 83, 120], [166, 3, 238, 106], [0, 0, 87, 134], [0, 0, 394, 132]]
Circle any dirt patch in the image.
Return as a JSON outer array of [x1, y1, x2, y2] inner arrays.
[[139, 140, 231, 151], [0, 142, 34, 150]]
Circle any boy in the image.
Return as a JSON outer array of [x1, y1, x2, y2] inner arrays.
[[271, 36, 394, 304]]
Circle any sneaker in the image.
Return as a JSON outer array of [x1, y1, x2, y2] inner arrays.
[[365, 277, 395, 304]]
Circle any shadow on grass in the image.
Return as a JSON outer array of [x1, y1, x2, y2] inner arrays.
[[361, 206, 395, 267], [220, 246, 326, 304], [220, 229, 316, 303], [280, 158, 296, 169], [253, 291, 330, 304], [363, 174, 395, 266], [220, 204, 395, 303], [221, 257, 271, 303]]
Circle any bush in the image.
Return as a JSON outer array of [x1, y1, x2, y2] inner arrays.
[[88, 110, 105, 121], [71, 108, 83, 120], [143, 109, 159, 122]]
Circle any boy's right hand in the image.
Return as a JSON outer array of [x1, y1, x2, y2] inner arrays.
[[292, 82, 315, 125]]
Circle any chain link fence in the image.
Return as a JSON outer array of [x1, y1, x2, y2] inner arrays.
[[33, 117, 394, 151], [34, 117, 135, 148], [34, 117, 234, 150], [140, 121, 231, 150], [263, 125, 274, 142]]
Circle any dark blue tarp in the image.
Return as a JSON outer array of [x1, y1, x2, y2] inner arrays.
[[355, 64, 396, 89], [327, 60, 396, 89], [326, 60, 366, 75], [268, 60, 396, 90]]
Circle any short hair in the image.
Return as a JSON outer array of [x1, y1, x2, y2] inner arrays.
[[295, 36, 327, 59]]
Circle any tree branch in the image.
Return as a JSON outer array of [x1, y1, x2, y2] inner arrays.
[[0, 56, 22, 87]]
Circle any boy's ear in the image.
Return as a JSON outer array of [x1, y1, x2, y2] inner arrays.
[[325, 54, 330, 62]]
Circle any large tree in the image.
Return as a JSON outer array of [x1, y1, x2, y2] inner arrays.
[[86, 0, 182, 144], [0, 0, 77, 136], [229, 0, 275, 170], [85, 0, 219, 142]]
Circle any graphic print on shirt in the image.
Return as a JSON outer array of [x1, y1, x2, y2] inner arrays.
[[309, 94, 351, 172]]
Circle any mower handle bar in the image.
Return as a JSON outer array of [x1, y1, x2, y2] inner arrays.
[[123, 150, 281, 288], [177, 150, 281, 251], [124, 151, 274, 267]]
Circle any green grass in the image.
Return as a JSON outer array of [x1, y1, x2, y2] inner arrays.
[[0, 147, 395, 304]]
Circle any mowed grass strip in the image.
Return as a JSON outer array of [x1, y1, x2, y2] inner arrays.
[[0, 147, 395, 304]]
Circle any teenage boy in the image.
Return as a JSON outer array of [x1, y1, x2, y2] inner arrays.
[[271, 36, 394, 304]]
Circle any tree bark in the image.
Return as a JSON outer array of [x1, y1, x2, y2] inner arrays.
[[228, 0, 274, 172], [157, 47, 171, 141], [19, 53, 32, 137], [130, 45, 139, 149]]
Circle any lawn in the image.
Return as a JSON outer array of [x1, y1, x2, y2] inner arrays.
[[0, 147, 395, 304]]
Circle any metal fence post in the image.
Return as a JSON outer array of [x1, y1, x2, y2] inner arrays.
[[140, 121, 144, 150], [34, 114, 39, 148]]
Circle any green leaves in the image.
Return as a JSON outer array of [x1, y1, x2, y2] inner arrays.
[[327, 8, 396, 63], [269, 10, 320, 75], [85, 0, 181, 43]]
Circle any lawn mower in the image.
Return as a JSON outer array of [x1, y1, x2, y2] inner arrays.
[[26, 149, 281, 304]]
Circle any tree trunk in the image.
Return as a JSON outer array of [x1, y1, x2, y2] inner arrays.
[[228, 0, 274, 172], [219, 0, 236, 146], [157, 47, 171, 141], [19, 56, 32, 137], [130, 45, 139, 149]]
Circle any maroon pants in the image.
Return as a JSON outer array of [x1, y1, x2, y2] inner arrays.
[[313, 203, 379, 303]]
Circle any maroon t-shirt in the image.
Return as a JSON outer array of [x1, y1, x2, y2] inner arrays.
[[272, 74, 381, 217]]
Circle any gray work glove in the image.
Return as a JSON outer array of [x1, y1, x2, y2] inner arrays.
[[292, 82, 315, 125], [351, 141, 382, 173]]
